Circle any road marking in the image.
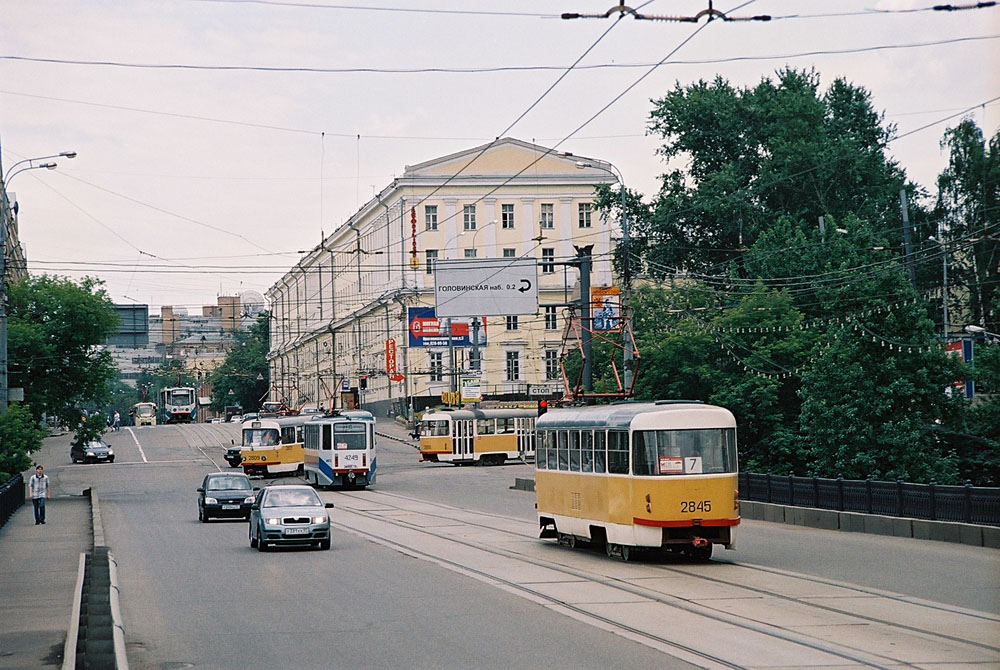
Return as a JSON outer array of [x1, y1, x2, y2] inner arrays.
[[126, 427, 148, 463]]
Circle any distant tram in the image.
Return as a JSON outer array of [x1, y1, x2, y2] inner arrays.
[[303, 410, 376, 488], [159, 387, 196, 424], [240, 415, 309, 476], [131, 401, 157, 426], [535, 401, 739, 561], [419, 407, 538, 465]]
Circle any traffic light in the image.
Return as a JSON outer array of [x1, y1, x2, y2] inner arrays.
[[537, 399, 548, 416], [359, 375, 368, 390]]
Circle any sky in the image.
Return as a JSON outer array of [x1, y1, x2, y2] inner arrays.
[[1, 0, 998, 313]]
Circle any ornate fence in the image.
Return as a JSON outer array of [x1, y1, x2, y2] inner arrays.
[[0, 474, 24, 529], [739, 473, 1000, 526]]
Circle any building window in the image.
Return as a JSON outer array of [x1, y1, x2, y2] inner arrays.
[[578, 202, 592, 228], [464, 248, 477, 259], [425, 205, 438, 231], [545, 350, 559, 379], [425, 249, 438, 275], [506, 315, 518, 331], [506, 351, 520, 381], [544, 306, 558, 330], [541, 248, 555, 274], [540, 203, 554, 229], [501, 203, 515, 229], [463, 205, 476, 231], [502, 248, 516, 258], [429, 352, 443, 382]]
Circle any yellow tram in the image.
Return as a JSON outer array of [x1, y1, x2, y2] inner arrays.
[[535, 401, 739, 561], [419, 407, 538, 465]]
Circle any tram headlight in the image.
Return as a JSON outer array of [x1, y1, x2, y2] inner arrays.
[[312, 515, 327, 524]]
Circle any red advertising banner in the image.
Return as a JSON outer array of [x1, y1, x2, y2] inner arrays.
[[385, 339, 404, 382]]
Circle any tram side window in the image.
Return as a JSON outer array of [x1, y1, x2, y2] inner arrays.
[[304, 424, 319, 449], [536, 430, 548, 469], [497, 418, 515, 434], [547, 431, 558, 470], [557, 431, 569, 471], [569, 431, 581, 471], [281, 427, 296, 445], [477, 419, 495, 435], [632, 431, 658, 475], [607, 431, 629, 474], [594, 431, 606, 473], [581, 431, 594, 472]]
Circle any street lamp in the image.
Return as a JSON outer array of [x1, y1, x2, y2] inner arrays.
[[964, 325, 1000, 339], [1, 144, 77, 414], [575, 159, 634, 392]]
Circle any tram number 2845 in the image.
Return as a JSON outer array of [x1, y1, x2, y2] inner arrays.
[[680, 500, 712, 513]]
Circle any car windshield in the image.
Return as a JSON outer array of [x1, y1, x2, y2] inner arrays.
[[87, 441, 107, 450], [207, 476, 251, 491], [263, 489, 322, 507]]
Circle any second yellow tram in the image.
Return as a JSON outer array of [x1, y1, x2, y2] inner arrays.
[[419, 407, 538, 465]]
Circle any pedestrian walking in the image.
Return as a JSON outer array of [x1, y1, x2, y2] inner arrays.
[[29, 465, 50, 525], [113, 410, 121, 432]]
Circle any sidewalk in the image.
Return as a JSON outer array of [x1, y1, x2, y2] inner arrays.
[[0, 492, 92, 669], [374, 416, 419, 446]]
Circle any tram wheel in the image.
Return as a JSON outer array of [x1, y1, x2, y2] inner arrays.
[[558, 533, 576, 549], [620, 545, 633, 562], [605, 541, 615, 558]]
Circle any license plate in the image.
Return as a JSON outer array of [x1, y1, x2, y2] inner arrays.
[[97, 454, 107, 459], [221, 504, 239, 510], [284, 527, 308, 535]]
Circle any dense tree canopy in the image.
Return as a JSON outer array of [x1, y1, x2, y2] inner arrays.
[[209, 313, 269, 413], [7, 275, 119, 427], [588, 68, 999, 484]]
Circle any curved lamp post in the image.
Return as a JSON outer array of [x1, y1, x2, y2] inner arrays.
[[0, 146, 76, 414], [575, 160, 634, 393]]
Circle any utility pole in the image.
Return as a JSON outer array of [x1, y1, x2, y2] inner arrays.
[[576, 245, 594, 395], [446, 317, 456, 401], [470, 317, 481, 372], [900, 189, 916, 288]]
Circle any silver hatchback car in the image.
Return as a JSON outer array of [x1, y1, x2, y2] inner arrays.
[[249, 485, 334, 551]]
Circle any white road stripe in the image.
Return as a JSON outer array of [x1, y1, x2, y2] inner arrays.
[[126, 427, 148, 463]]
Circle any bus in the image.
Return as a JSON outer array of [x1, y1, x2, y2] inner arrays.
[[240, 415, 309, 477], [419, 407, 538, 465], [535, 401, 739, 561], [160, 387, 196, 424], [303, 410, 376, 488], [131, 402, 157, 426]]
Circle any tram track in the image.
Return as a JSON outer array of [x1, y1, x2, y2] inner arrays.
[[329, 489, 999, 670]]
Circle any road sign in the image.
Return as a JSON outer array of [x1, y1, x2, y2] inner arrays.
[[434, 258, 537, 317]]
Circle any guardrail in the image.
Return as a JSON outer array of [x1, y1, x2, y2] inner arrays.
[[0, 474, 24, 529], [738, 473, 1000, 526]]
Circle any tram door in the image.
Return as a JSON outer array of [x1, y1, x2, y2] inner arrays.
[[453, 419, 474, 458], [515, 417, 536, 461]]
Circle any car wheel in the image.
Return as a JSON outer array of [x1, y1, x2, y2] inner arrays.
[[200, 506, 208, 523], [249, 525, 258, 548], [109, 457, 115, 463], [256, 529, 267, 552], [319, 539, 331, 550]]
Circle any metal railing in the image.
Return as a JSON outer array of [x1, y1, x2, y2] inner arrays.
[[738, 473, 1000, 526], [0, 473, 24, 528]]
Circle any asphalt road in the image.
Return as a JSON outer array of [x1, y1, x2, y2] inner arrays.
[[33, 420, 1000, 669]]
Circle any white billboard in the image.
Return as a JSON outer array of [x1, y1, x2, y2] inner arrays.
[[434, 258, 538, 317]]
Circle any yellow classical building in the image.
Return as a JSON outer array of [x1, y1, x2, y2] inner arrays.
[[266, 138, 619, 417]]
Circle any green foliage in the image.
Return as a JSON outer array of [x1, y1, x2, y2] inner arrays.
[[210, 313, 270, 412], [0, 405, 45, 481], [73, 411, 107, 448], [7, 275, 120, 428]]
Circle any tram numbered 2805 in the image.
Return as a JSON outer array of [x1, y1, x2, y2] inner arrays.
[[535, 401, 739, 561], [240, 415, 309, 477], [302, 410, 376, 489], [419, 407, 538, 465]]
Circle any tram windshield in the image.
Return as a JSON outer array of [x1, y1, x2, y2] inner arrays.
[[170, 389, 194, 405], [243, 428, 280, 446], [421, 420, 450, 437], [135, 404, 155, 417], [632, 428, 737, 476], [332, 424, 366, 450]]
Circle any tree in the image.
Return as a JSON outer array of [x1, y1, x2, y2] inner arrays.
[[7, 275, 119, 427], [0, 405, 45, 481], [210, 313, 270, 412], [935, 119, 1000, 332]]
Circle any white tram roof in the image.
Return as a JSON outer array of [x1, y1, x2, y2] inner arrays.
[[423, 407, 537, 421], [535, 401, 736, 431], [309, 410, 375, 423], [244, 415, 311, 428]]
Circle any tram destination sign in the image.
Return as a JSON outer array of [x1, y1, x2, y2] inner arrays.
[[434, 258, 538, 317]]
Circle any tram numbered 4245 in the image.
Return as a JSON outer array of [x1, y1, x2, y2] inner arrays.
[[535, 400, 740, 561]]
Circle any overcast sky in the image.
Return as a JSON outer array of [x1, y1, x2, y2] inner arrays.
[[2, 0, 997, 312]]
